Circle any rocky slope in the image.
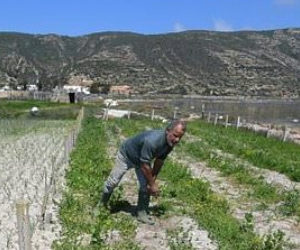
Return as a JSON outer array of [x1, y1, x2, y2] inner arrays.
[[0, 29, 299, 96]]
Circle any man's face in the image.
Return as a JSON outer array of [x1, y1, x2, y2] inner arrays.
[[166, 124, 185, 147]]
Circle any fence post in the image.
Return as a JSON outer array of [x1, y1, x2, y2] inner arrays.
[[151, 109, 155, 120], [225, 115, 229, 128], [103, 106, 110, 121], [72, 130, 75, 146], [201, 104, 205, 119], [16, 200, 32, 250], [207, 112, 211, 122], [106, 107, 109, 121], [214, 113, 218, 126], [173, 107, 178, 120], [282, 125, 289, 142], [236, 116, 240, 129], [64, 136, 68, 163], [127, 111, 131, 119], [266, 125, 271, 138]]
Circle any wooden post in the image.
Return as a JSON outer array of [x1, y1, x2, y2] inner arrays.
[[106, 107, 109, 121], [151, 109, 155, 120], [236, 116, 240, 129], [207, 112, 211, 122], [266, 125, 271, 138], [266, 129, 271, 138], [64, 136, 68, 163], [214, 113, 218, 125], [103, 104, 110, 121], [225, 115, 229, 128], [16, 200, 32, 250], [127, 111, 131, 119], [72, 130, 75, 146], [201, 104, 205, 119], [282, 125, 289, 142], [173, 110, 177, 119]]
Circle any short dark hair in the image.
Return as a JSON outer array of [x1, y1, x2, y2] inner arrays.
[[166, 119, 187, 132]]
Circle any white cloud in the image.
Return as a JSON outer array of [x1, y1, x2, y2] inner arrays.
[[173, 22, 186, 32], [275, 0, 296, 5], [213, 19, 234, 32]]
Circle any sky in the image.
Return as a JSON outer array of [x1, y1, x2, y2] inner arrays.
[[0, 0, 300, 36]]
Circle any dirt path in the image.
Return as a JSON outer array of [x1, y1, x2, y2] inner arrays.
[[171, 149, 300, 248]]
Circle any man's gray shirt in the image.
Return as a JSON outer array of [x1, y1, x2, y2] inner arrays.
[[120, 129, 173, 167]]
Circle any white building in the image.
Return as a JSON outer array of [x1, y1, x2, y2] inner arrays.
[[63, 85, 90, 95], [27, 84, 38, 91], [0, 85, 10, 91]]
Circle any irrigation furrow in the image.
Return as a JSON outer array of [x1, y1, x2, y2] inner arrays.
[[185, 132, 300, 191], [0, 122, 72, 250], [171, 150, 300, 248]]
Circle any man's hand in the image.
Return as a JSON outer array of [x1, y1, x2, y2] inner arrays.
[[152, 159, 164, 181], [141, 163, 160, 196], [147, 183, 159, 197]]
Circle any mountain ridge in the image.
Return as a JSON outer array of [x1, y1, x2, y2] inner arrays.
[[0, 28, 299, 97]]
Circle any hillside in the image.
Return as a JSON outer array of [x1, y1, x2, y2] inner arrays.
[[0, 29, 299, 96]]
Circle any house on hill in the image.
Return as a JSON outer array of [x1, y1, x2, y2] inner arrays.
[[110, 85, 131, 95]]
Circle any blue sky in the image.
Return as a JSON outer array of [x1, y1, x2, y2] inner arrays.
[[1, 0, 300, 36]]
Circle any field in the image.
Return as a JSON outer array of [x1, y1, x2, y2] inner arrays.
[[1, 101, 300, 249], [0, 100, 81, 249]]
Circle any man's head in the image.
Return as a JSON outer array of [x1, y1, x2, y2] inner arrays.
[[166, 120, 186, 147]]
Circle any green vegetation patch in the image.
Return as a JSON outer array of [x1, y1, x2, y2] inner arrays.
[[0, 100, 82, 120], [54, 116, 139, 249], [108, 117, 284, 250], [160, 160, 264, 250], [188, 120, 300, 181]]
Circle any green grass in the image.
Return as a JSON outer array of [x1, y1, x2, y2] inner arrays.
[[188, 120, 300, 182], [54, 116, 140, 249], [108, 118, 285, 250], [160, 161, 264, 250], [178, 139, 300, 217], [179, 139, 281, 202], [55, 115, 293, 249], [0, 99, 81, 119]]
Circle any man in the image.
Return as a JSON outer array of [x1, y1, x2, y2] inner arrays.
[[99, 119, 186, 225]]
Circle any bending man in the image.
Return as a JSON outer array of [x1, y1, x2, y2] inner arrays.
[[100, 119, 186, 225]]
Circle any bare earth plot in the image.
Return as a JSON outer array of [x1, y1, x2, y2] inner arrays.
[[0, 120, 74, 250]]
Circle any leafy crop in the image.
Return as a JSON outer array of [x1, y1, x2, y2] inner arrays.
[[187, 120, 300, 181]]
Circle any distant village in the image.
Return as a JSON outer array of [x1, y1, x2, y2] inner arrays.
[[0, 74, 133, 96]]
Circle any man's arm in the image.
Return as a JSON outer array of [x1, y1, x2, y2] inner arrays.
[[141, 163, 159, 196], [152, 159, 164, 181]]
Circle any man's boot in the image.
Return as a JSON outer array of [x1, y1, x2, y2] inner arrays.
[[96, 191, 112, 208], [136, 191, 154, 225], [94, 192, 112, 216], [101, 192, 112, 207]]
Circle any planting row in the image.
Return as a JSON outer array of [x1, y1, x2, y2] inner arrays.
[[0, 119, 75, 250]]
